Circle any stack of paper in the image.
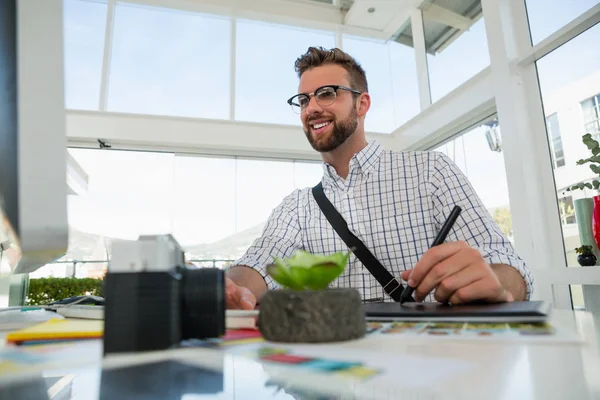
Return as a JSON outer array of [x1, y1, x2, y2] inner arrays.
[[226, 310, 258, 330], [5, 318, 103, 345], [4, 310, 258, 346], [0, 308, 65, 331]]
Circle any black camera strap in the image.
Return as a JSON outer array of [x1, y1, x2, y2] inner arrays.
[[311, 182, 412, 302]]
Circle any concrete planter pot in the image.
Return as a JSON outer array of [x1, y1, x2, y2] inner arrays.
[[258, 288, 366, 343]]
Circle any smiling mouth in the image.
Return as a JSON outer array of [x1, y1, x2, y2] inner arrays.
[[310, 120, 332, 135]]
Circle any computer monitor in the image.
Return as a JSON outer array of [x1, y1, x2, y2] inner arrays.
[[0, 0, 68, 275]]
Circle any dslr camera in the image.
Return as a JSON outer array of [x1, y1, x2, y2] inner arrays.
[[103, 234, 225, 355]]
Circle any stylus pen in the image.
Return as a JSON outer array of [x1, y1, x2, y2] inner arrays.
[[399, 205, 463, 304]]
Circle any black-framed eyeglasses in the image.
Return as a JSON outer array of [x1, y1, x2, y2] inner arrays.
[[286, 85, 362, 114]]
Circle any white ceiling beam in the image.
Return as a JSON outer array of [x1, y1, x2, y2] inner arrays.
[[66, 110, 394, 160], [127, 0, 342, 22], [233, 0, 342, 24], [422, 3, 473, 30], [121, 0, 390, 40], [344, 0, 425, 39], [383, 1, 423, 35], [343, 0, 363, 26]]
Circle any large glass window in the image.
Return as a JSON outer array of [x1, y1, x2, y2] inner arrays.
[[531, 7, 600, 318], [107, 3, 231, 119], [235, 20, 335, 126], [424, 16, 490, 102], [535, 20, 600, 273], [32, 149, 323, 278], [535, 25, 600, 104], [171, 156, 236, 247], [293, 161, 323, 189], [342, 36, 420, 133], [63, 0, 107, 110], [525, 0, 600, 45], [432, 120, 513, 241], [235, 160, 295, 233]]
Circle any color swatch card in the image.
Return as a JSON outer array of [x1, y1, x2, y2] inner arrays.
[[0, 340, 102, 379], [243, 346, 378, 380], [365, 321, 582, 343], [225, 342, 475, 397]]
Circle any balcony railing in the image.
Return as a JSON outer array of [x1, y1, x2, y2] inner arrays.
[[36, 258, 237, 278]]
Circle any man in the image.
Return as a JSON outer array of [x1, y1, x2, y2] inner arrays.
[[225, 47, 532, 310]]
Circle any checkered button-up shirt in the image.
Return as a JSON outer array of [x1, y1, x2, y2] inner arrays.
[[234, 141, 533, 302]]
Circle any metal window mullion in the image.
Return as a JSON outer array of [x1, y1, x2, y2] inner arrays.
[[410, 9, 431, 110], [230, 16, 236, 120], [98, 0, 116, 111]]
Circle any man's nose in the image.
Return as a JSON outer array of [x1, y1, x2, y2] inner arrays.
[[305, 95, 323, 115]]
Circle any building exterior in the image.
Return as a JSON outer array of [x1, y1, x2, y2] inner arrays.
[[544, 70, 600, 265]]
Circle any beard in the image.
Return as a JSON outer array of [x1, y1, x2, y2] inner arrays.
[[304, 107, 358, 153]]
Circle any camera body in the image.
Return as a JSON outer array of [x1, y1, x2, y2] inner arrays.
[[103, 235, 225, 355]]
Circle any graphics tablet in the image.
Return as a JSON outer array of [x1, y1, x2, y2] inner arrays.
[[363, 301, 551, 323]]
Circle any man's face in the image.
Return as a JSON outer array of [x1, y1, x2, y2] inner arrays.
[[297, 65, 359, 153]]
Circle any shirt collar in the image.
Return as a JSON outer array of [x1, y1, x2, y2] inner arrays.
[[321, 141, 383, 186], [352, 140, 383, 175]]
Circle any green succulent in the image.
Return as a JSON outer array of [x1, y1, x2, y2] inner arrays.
[[267, 249, 351, 291]]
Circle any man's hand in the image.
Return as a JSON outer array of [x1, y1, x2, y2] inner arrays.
[[401, 241, 513, 304], [225, 277, 257, 310]]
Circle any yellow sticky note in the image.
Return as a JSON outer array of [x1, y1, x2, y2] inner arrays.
[[6, 318, 103, 342]]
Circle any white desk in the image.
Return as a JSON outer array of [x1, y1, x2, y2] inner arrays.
[[0, 310, 599, 400]]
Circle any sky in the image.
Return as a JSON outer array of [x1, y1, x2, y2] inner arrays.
[[62, 0, 600, 256]]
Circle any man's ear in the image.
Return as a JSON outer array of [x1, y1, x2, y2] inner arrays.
[[356, 92, 371, 117]]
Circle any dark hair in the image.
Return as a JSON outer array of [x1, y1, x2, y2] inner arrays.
[[294, 46, 368, 93]]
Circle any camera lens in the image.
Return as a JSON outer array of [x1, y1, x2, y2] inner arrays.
[[181, 267, 226, 339]]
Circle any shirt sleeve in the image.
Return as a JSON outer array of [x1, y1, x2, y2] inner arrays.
[[429, 151, 534, 300], [232, 189, 304, 290]]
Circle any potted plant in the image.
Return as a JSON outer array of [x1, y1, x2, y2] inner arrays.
[[566, 133, 600, 257], [567, 134, 600, 313], [567, 134, 600, 192], [575, 245, 597, 266], [258, 249, 366, 343]]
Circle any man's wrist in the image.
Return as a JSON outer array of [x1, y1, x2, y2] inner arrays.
[[226, 264, 269, 301], [490, 263, 527, 301]]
